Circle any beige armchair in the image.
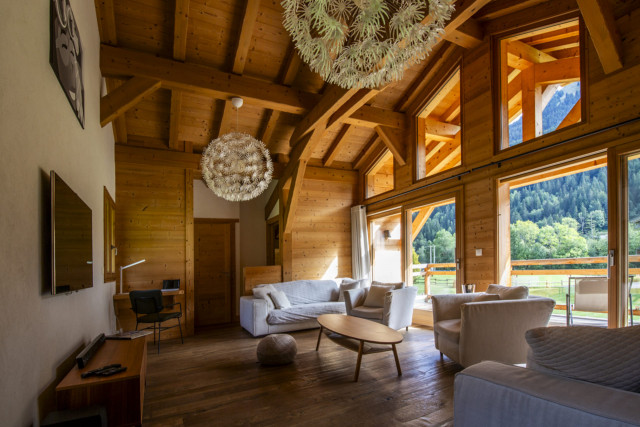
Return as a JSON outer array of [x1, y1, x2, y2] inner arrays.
[[431, 293, 555, 367], [344, 284, 417, 331]]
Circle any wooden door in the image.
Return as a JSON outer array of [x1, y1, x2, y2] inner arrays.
[[194, 219, 235, 327]]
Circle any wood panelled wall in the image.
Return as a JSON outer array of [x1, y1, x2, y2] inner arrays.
[[115, 152, 195, 337], [365, 4, 640, 292], [285, 167, 357, 280]]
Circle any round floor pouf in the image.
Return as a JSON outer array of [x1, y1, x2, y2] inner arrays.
[[257, 334, 297, 366]]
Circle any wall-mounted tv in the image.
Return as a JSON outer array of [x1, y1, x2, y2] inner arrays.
[[51, 171, 93, 294]]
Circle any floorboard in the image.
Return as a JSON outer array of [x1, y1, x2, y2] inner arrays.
[[143, 325, 461, 426]]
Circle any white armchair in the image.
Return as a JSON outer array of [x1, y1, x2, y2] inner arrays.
[[431, 291, 556, 367], [344, 283, 417, 330]]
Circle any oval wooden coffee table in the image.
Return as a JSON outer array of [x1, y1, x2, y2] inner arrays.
[[316, 314, 404, 381]]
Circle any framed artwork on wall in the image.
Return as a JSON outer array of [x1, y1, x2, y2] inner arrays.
[[49, 0, 85, 128]]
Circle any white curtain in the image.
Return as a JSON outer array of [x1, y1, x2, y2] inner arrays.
[[351, 205, 371, 282]]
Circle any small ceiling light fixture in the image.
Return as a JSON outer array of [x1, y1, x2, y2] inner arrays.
[[281, 0, 455, 89], [201, 97, 273, 202]]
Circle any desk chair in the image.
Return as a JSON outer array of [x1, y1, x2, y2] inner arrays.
[[129, 290, 183, 353]]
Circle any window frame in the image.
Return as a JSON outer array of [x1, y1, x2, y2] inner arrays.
[[492, 13, 587, 153], [103, 187, 116, 282]]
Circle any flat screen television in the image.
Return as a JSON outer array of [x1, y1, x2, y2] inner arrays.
[[51, 171, 93, 294]]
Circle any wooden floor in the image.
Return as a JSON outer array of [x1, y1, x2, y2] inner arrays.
[[143, 325, 462, 426]]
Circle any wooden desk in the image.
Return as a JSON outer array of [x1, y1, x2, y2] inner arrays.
[[113, 290, 185, 339], [56, 339, 147, 426]]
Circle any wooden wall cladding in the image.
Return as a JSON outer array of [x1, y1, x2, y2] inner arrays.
[[115, 162, 191, 338], [290, 167, 357, 280]]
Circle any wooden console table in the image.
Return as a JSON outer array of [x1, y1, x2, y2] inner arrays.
[[56, 339, 147, 426]]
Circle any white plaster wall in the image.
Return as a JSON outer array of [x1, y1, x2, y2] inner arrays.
[[0, 1, 115, 425]]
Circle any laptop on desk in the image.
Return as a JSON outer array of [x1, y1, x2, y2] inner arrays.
[[162, 279, 180, 291]]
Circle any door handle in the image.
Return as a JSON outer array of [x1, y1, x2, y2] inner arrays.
[[607, 250, 615, 279]]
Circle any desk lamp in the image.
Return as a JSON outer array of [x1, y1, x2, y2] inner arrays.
[[119, 259, 146, 294]]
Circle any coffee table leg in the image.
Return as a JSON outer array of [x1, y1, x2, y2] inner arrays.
[[354, 340, 364, 382], [315, 326, 323, 351], [392, 344, 402, 376]]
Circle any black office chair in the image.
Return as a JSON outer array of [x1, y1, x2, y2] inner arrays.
[[129, 290, 183, 353]]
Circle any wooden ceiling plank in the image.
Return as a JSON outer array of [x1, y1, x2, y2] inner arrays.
[[100, 77, 162, 127], [418, 69, 460, 118], [576, 0, 623, 74], [375, 125, 406, 166], [323, 124, 354, 167], [425, 136, 461, 177], [173, 0, 190, 61], [474, 0, 546, 21], [100, 44, 313, 115], [441, 99, 461, 123]]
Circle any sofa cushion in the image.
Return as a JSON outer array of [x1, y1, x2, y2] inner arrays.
[[338, 281, 361, 302], [351, 306, 384, 320], [486, 284, 529, 300], [526, 325, 640, 392], [267, 302, 346, 325], [435, 319, 461, 343], [473, 293, 501, 302], [252, 284, 276, 310], [269, 290, 291, 309], [363, 285, 394, 307], [272, 280, 339, 305], [372, 280, 405, 290]]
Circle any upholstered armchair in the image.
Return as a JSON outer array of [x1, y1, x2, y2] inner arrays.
[[431, 288, 555, 367], [344, 282, 417, 330]]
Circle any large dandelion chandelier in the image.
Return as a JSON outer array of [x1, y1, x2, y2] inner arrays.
[[282, 0, 455, 89], [201, 98, 273, 202]]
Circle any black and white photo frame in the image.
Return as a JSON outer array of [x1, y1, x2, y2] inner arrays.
[[50, 0, 85, 128]]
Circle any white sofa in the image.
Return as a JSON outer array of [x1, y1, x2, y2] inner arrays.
[[344, 283, 417, 330], [240, 279, 348, 337]]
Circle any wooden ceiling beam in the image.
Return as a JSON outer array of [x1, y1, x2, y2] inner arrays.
[[170, 0, 191, 152], [283, 159, 307, 234], [417, 69, 460, 118], [323, 124, 354, 168], [94, 0, 117, 45], [576, 0, 623, 74], [345, 105, 407, 129], [444, 19, 484, 49], [100, 77, 161, 127], [94, 0, 128, 142], [218, 0, 261, 138], [411, 207, 435, 241], [173, 0, 190, 61], [442, 0, 493, 35], [260, 45, 302, 149], [507, 40, 556, 69], [556, 99, 582, 130], [101, 44, 314, 115], [354, 135, 383, 170], [534, 56, 580, 84], [425, 136, 461, 177], [326, 89, 379, 131], [375, 125, 406, 166], [423, 117, 461, 138], [290, 86, 359, 146]]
